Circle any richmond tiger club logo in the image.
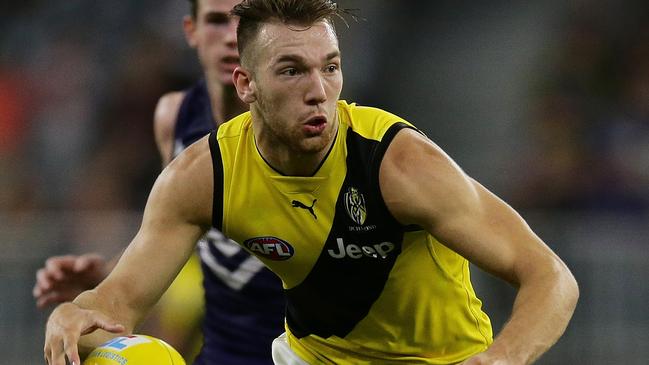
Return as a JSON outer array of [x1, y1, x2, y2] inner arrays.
[[344, 186, 367, 225], [244, 236, 295, 261]]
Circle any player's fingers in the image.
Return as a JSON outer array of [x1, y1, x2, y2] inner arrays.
[[32, 274, 44, 298], [80, 313, 125, 335], [35, 268, 54, 293], [36, 294, 51, 309], [46, 338, 66, 365], [73, 308, 126, 337], [45, 257, 73, 280], [63, 333, 81, 365], [36, 291, 69, 309], [43, 341, 50, 364], [74, 253, 103, 272], [32, 285, 40, 298], [44, 302, 85, 364], [44, 321, 54, 364], [34, 268, 70, 300], [73, 256, 92, 272]]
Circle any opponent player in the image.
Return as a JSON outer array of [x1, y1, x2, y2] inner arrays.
[[34, 1, 284, 364], [44, 1, 579, 364]]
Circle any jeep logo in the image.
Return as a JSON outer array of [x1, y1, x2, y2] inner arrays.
[[244, 237, 294, 261], [328, 238, 395, 259]]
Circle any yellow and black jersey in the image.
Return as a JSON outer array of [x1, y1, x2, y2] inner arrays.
[[208, 100, 493, 364]]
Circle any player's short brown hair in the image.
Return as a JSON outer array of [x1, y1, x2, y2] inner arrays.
[[231, 0, 342, 65]]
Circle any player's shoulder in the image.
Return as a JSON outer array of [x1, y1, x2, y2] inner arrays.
[[154, 91, 186, 131], [338, 100, 415, 142], [158, 133, 214, 218], [215, 111, 252, 141], [167, 132, 212, 174]]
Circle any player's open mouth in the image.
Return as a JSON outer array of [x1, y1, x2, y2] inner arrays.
[[222, 56, 240, 70], [222, 56, 239, 64], [304, 116, 327, 135]]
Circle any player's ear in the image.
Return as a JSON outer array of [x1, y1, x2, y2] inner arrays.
[[183, 15, 198, 48], [233, 67, 257, 104]]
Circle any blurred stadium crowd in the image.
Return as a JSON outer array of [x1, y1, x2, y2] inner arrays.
[[1, 1, 648, 364], [514, 2, 649, 212], [1, 1, 195, 215], [2, 1, 648, 217]]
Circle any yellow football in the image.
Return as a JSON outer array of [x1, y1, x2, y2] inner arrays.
[[82, 334, 185, 365]]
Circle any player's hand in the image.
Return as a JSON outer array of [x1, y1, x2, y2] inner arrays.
[[33, 254, 108, 308], [44, 302, 125, 365]]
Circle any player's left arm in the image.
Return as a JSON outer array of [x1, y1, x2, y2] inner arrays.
[[379, 128, 579, 365]]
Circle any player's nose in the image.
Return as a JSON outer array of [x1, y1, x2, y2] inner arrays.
[[304, 72, 327, 105]]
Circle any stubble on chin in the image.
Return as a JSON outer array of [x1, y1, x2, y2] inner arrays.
[[300, 120, 337, 154]]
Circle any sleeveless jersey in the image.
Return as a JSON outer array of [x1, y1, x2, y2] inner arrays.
[[174, 80, 285, 365], [208, 100, 493, 364]]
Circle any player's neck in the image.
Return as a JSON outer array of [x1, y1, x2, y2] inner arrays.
[[205, 76, 248, 126], [252, 116, 339, 177]]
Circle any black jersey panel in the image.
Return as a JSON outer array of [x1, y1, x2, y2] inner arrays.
[[208, 131, 224, 231], [285, 126, 408, 339]]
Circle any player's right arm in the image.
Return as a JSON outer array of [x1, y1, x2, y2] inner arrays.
[[44, 136, 214, 365]]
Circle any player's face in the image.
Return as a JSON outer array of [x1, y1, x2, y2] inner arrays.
[[186, 0, 240, 85], [249, 21, 343, 155]]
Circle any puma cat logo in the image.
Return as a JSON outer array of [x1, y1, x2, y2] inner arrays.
[[292, 199, 317, 219]]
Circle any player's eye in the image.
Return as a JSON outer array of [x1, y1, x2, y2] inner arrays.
[[281, 68, 299, 76], [325, 65, 339, 73], [205, 13, 230, 25]]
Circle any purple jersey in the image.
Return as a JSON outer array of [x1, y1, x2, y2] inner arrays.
[[174, 80, 285, 365]]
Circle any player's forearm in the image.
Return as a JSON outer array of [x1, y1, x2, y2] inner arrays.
[[106, 249, 125, 274], [483, 259, 578, 364]]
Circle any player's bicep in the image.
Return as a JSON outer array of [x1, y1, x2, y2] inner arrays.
[[430, 180, 543, 283]]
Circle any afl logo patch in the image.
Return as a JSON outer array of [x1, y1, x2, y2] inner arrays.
[[244, 236, 294, 261], [344, 186, 367, 225]]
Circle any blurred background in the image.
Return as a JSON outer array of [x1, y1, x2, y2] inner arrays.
[[1, 0, 648, 364]]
